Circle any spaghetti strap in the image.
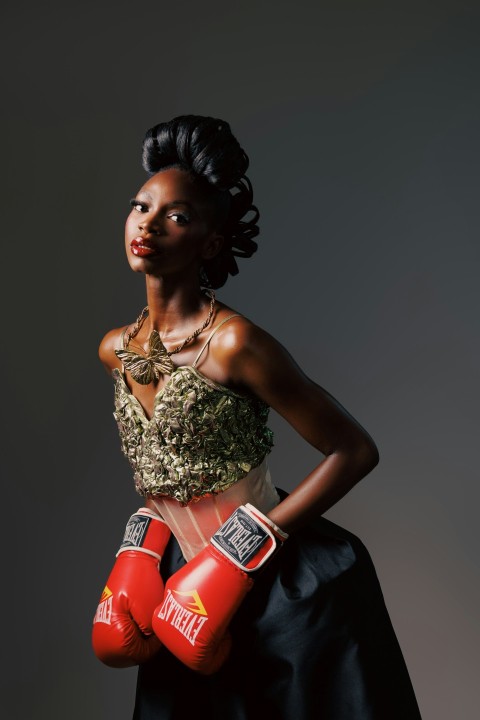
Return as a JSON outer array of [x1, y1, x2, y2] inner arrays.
[[116, 326, 129, 374], [119, 326, 129, 350], [192, 314, 242, 368]]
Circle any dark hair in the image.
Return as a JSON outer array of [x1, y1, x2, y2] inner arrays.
[[141, 115, 259, 289]]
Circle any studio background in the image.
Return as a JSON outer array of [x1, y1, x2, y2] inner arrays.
[[1, 2, 478, 718]]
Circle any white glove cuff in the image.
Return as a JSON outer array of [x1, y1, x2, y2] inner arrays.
[[244, 503, 289, 541]]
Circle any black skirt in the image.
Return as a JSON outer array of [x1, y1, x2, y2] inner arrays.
[[133, 495, 422, 719]]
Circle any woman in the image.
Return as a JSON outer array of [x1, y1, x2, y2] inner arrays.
[[92, 115, 422, 719]]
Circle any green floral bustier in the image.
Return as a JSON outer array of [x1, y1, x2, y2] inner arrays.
[[112, 366, 274, 505]]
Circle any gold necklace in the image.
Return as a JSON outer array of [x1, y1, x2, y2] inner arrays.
[[115, 291, 216, 385]]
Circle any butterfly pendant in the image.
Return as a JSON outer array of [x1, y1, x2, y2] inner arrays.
[[115, 330, 175, 385]]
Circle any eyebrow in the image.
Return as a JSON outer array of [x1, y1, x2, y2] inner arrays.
[[165, 200, 193, 209], [136, 191, 193, 209]]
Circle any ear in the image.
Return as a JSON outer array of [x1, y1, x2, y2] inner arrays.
[[201, 232, 224, 261]]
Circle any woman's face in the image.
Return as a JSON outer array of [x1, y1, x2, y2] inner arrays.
[[125, 167, 223, 278]]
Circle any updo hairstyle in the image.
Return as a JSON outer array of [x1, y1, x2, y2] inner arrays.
[[141, 115, 259, 289]]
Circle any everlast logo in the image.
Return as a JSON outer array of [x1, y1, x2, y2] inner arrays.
[[120, 515, 150, 550], [93, 586, 113, 625], [158, 589, 208, 646], [215, 509, 268, 565]]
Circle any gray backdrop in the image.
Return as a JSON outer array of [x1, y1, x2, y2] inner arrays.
[[2, 2, 479, 718]]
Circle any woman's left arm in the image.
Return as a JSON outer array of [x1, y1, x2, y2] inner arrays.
[[226, 322, 380, 534]]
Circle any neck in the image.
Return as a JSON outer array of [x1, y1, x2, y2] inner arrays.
[[144, 275, 211, 339]]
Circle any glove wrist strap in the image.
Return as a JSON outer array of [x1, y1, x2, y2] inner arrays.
[[115, 508, 169, 560], [210, 505, 287, 573]]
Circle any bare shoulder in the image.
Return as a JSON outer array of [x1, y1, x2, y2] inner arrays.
[[209, 309, 271, 352], [210, 311, 302, 390], [213, 312, 285, 358], [211, 310, 378, 461], [98, 325, 129, 374]]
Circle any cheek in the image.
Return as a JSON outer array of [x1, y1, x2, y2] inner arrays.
[[125, 213, 135, 236]]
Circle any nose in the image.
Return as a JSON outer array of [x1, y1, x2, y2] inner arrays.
[[138, 212, 162, 236]]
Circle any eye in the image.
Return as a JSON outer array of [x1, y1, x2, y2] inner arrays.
[[168, 212, 190, 225], [129, 198, 147, 212]]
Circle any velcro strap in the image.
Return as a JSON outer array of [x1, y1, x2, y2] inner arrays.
[[120, 513, 152, 550], [210, 506, 276, 572], [117, 512, 161, 560]]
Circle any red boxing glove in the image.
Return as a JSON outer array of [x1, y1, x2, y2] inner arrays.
[[92, 507, 171, 668], [152, 503, 288, 675]]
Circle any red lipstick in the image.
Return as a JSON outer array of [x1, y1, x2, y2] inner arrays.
[[130, 237, 159, 257]]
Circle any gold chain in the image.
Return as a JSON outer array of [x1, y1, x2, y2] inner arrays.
[[124, 290, 216, 356]]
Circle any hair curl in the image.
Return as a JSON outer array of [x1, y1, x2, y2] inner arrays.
[[141, 115, 259, 289]]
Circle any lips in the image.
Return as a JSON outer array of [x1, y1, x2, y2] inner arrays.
[[130, 236, 159, 257]]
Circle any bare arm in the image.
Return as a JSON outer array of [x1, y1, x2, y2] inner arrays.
[[219, 320, 379, 534]]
